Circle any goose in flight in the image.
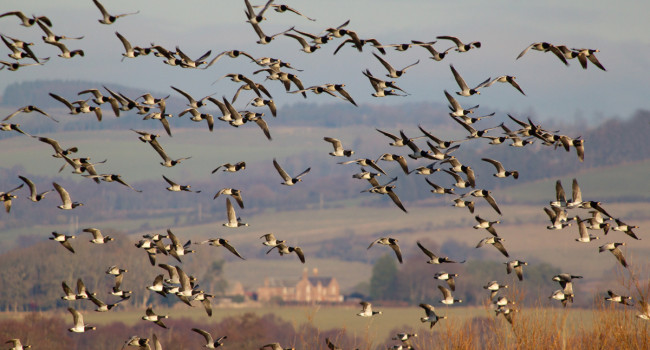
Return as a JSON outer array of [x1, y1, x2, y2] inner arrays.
[[0, 11, 51, 27], [92, 0, 139, 24], [284, 33, 321, 53], [417, 241, 465, 264], [484, 281, 508, 299], [35, 137, 78, 159], [260, 233, 285, 247], [485, 76, 526, 95], [5, 339, 30, 350], [3, 105, 56, 122], [197, 238, 245, 260], [505, 260, 528, 281], [84, 174, 141, 192], [223, 198, 248, 228], [142, 306, 168, 329], [573, 48, 606, 71], [362, 177, 407, 213], [437, 35, 480, 52], [0, 60, 46, 71], [1, 183, 24, 212], [67, 307, 96, 332], [324, 137, 354, 157], [450, 64, 490, 96], [37, 19, 83, 44], [419, 303, 447, 328], [83, 228, 114, 244], [148, 139, 191, 167], [273, 158, 310, 185], [599, 242, 628, 268], [412, 40, 453, 61], [213, 188, 244, 208], [463, 189, 502, 215], [212, 161, 246, 173], [202, 49, 256, 68], [357, 301, 382, 317], [368, 237, 402, 263], [267, 243, 305, 263], [445, 90, 478, 117], [250, 22, 294, 45], [516, 42, 568, 65], [434, 271, 459, 291], [474, 216, 500, 236], [476, 236, 509, 257], [192, 328, 227, 348], [53, 182, 83, 210], [18, 175, 52, 202], [50, 232, 76, 253], [257, 3, 316, 21], [373, 53, 419, 78], [438, 285, 462, 305], [482, 158, 519, 179]]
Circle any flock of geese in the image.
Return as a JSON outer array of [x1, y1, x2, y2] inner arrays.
[[0, 0, 644, 349]]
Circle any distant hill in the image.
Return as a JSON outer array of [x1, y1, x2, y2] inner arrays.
[[1, 79, 649, 229]]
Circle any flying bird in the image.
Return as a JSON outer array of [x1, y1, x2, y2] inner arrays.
[[53, 182, 83, 210], [474, 216, 500, 236], [192, 328, 227, 349], [273, 158, 311, 185], [450, 64, 490, 96], [0, 11, 51, 27], [267, 243, 305, 263], [437, 35, 480, 52], [476, 237, 509, 257], [92, 0, 139, 24], [417, 241, 465, 264], [368, 237, 402, 263], [67, 307, 96, 332], [357, 301, 382, 317], [83, 228, 114, 244], [142, 306, 168, 329], [17, 175, 51, 202], [419, 303, 447, 328], [3, 105, 56, 122], [599, 242, 628, 268], [163, 175, 199, 193], [212, 161, 246, 173], [505, 260, 528, 281], [323, 137, 354, 157], [148, 139, 191, 167], [434, 271, 459, 291], [50, 232, 76, 253], [223, 198, 248, 228], [438, 285, 462, 305], [1, 183, 24, 212], [485, 75, 526, 95], [516, 42, 568, 65], [213, 188, 244, 208], [372, 53, 420, 78], [482, 158, 519, 179], [197, 238, 245, 260]]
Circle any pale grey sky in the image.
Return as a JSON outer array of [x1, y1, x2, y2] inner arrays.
[[2, 0, 649, 120]]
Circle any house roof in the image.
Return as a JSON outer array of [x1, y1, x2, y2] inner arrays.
[[308, 277, 333, 287], [264, 278, 294, 288]]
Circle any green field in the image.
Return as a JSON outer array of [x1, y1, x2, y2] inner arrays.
[[0, 304, 602, 340]]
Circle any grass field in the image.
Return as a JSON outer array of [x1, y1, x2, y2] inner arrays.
[[0, 304, 601, 336], [1, 200, 649, 291], [2, 303, 644, 349]]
